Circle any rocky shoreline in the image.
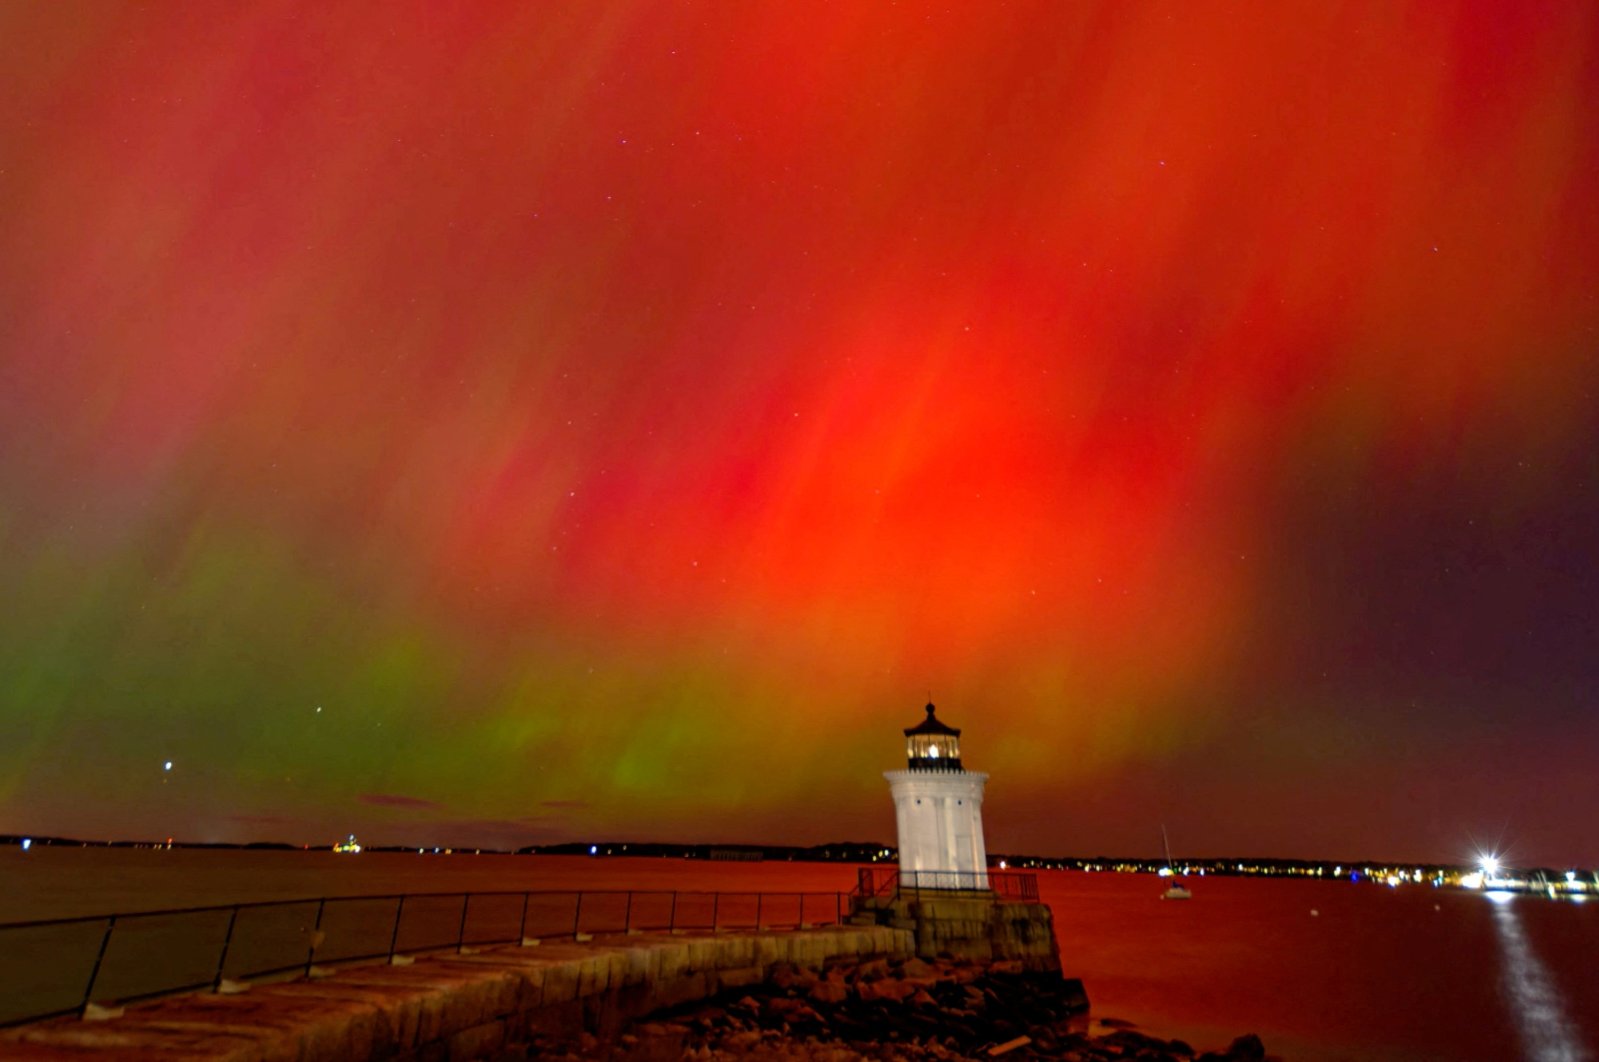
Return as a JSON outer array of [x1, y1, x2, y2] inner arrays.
[[527, 956, 1276, 1061]]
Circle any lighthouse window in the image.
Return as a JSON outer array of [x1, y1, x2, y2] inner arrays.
[[957, 800, 963, 806], [915, 799, 922, 805]]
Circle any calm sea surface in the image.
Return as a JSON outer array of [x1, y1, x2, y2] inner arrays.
[[2, 848, 1596, 1061]]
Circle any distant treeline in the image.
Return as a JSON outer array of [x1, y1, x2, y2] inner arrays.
[[0, 834, 893, 863], [2, 835, 299, 850], [521, 841, 894, 863]]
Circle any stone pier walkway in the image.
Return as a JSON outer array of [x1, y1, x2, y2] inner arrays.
[[1, 925, 913, 1061]]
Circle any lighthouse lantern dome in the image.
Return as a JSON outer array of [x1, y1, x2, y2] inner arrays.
[[904, 702, 962, 770]]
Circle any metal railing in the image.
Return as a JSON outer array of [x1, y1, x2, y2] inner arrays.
[[853, 867, 1040, 901], [0, 888, 849, 1029]]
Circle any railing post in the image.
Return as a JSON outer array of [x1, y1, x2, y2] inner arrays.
[[624, 891, 634, 934], [79, 915, 117, 1015], [755, 893, 763, 932], [668, 892, 677, 934], [571, 892, 584, 938], [456, 894, 471, 953], [711, 893, 720, 934], [387, 896, 406, 961], [518, 892, 530, 942], [212, 907, 241, 991], [304, 899, 326, 978]]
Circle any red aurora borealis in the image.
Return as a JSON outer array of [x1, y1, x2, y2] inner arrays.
[[2, 3, 1597, 865]]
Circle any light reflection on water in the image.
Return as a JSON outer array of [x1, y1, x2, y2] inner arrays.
[[1487, 891, 1591, 1062]]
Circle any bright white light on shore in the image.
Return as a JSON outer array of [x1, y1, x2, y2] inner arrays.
[[1565, 871, 1577, 883], [1461, 871, 1485, 890], [589, 844, 598, 855], [163, 761, 173, 772], [1481, 855, 1501, 877], [20, 838, 30, 851], [998, 860, 1007, 870]]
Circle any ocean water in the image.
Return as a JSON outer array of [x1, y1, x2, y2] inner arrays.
[[2, 848, 1596, 1060]]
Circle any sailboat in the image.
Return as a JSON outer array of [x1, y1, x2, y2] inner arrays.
[[1160, 824, 1191, 900]]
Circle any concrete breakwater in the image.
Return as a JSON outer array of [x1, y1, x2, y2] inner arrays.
[[0, 926, 914, 1061]]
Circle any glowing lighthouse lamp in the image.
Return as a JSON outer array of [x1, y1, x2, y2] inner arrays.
[[885, 702, 990, 890]]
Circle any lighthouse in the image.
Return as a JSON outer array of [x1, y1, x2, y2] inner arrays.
[[885, 701, 989, 889]]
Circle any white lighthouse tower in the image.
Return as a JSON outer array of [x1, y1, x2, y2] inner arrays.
[[885, 701, 989, 889]]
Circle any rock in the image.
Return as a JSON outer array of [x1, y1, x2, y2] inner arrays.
[[898, 957, 936, 980], [852, 958, 892, 982], [808, 979, 849, 1004], [856, 978, 915, 1003], [768, 997, 824, 1024], [1058, 977, 1091, 1012], [1226, 1034, 1266, 1061]]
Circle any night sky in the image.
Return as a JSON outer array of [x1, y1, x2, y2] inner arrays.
[[2, 3, 1596, 866]]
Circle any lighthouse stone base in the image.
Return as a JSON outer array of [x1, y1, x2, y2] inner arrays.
[[852, 892, 1061, 973]]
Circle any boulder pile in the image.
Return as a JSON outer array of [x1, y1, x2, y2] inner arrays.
[[523, 955, 1275, 1061]]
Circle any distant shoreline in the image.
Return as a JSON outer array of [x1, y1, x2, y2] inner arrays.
[[5, 835, 1592, 900]]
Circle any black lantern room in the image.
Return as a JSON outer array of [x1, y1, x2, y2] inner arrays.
[[904, 702, 962, 770]]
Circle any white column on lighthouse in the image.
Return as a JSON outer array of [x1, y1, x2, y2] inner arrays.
[[884, 701, 990, 889]]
